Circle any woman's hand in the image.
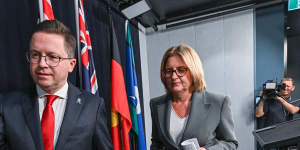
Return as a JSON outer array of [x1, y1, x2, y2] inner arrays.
[[198, 147, 206, 150]]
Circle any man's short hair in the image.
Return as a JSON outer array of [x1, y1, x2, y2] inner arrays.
[[282, 77, 295, 85], [31, 20, 76, 58]]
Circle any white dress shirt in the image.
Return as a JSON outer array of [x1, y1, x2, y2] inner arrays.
[[37, 82, 68, 148]]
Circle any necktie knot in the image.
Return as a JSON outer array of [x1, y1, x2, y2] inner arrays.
[[45, 95, 58, 106]]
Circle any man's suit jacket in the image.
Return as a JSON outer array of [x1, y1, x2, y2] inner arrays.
[[0, 83, 112, 150], [150, 91, 238, 150]]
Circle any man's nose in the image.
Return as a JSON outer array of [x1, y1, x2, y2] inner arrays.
[[38, 56, 48, 67]]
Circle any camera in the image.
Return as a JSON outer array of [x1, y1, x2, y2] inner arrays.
[[262, 80, 286, 100]]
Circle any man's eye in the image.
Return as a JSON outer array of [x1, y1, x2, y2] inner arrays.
[[47, 55, 60, 62], [31, 53, 40, 58], [48, 55, 59, 59]]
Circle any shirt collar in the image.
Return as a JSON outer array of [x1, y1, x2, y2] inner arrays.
[[36, 82, 69, 99]]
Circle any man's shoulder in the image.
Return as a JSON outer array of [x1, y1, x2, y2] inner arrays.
[[1, 90, 34, 106], [80, 90, 104, 102], [68, 84, 105, 104], [4, 91, 28, 97]]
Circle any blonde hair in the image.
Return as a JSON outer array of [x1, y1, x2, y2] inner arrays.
[[160, 44, 206, 92]]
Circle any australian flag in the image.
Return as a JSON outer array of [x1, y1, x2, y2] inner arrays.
[[78, 0, 99, 95], [39, 0, 54, 21]]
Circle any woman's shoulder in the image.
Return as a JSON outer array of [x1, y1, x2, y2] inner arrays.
[[195, 91, 229, 104], [204, 91, 227, 99], [150, 94, 169, 105]]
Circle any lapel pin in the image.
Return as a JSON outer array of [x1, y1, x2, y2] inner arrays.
[[76, 98, 82, 104]]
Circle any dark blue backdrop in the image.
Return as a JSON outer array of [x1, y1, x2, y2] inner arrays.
[[0, 0, 144, 126]]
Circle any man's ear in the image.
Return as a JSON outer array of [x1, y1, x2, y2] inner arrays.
[[68, 59, 77, 73], [291, 84, 296, 92]]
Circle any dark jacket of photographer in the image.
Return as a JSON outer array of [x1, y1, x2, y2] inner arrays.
[[263, 97, 293, 126], [257, 97, 300, 127]]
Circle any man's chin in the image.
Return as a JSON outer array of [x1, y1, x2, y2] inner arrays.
[[282, 94, 290, 98], [36, 81, 52, 90]]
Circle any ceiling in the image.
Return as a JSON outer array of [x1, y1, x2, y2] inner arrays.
[[130, 0, 286, 28], [118, 0, 300, 35]]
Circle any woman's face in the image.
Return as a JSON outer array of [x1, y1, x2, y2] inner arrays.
[[164, 55, 193, 94]]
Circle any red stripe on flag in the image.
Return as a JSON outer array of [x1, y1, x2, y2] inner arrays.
[[111, 109, 121, 150], [111, 59, 132, 150], [86, 32, 92, 47], [121, 117, 132, 150], [81, 49, 89, 67], [112, 125, 121, 150], [90, 73, 97, 88], [79, 13, 87, 36], [42, 0, 54, 20]]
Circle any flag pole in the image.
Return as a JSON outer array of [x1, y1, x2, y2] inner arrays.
[[74, 0, 83, 89], [38, 0, 44, 22]]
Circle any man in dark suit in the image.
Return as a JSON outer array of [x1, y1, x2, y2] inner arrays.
[[0, 20, 112, 150]]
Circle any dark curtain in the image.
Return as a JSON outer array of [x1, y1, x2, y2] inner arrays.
[[0, 0, 38, 93], [85, 0, 145, 126], [0, 0, 77, 92], [0, 0, 145, 130]]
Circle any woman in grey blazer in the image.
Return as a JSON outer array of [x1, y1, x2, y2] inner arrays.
[[150, 44, 238, 150]]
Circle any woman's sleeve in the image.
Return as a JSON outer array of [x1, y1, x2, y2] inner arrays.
[[204, 96, 238, 150], [150, 101, 165, 150]]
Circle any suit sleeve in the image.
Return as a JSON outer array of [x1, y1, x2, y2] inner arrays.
[[150, 101, 165, 150], [205, 96, 238, 150], [93, 98, 113, 150], [0, 95, 9, 150]]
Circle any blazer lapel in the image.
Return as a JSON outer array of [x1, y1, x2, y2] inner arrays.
[[181, 91, 211, 142], [55, 84, 84, 150], [22, 92, 44, 150], [156, 94, 178, 149]]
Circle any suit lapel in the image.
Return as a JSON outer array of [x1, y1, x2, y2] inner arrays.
[[181, 91, 211, 142], [156, 94, 178, 149], [22, 91, 44, 150], [55, 84, 84, 150]]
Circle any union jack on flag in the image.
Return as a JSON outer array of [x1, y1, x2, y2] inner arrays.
[[78, 0, 99, 95], [42, 0, 54, 20]]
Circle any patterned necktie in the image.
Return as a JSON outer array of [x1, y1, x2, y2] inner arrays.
[[41, 95, 58, 150]]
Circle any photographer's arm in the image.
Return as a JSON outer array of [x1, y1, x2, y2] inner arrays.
[[256, 100, 265, 117], [277, 96, 300, 114]]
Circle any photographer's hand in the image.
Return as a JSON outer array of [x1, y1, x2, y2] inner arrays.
[[256, 99, 264, 117], [276, 96, 300, 114]]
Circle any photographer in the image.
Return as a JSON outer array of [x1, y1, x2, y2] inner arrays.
[[256, 77, 300, 127]]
